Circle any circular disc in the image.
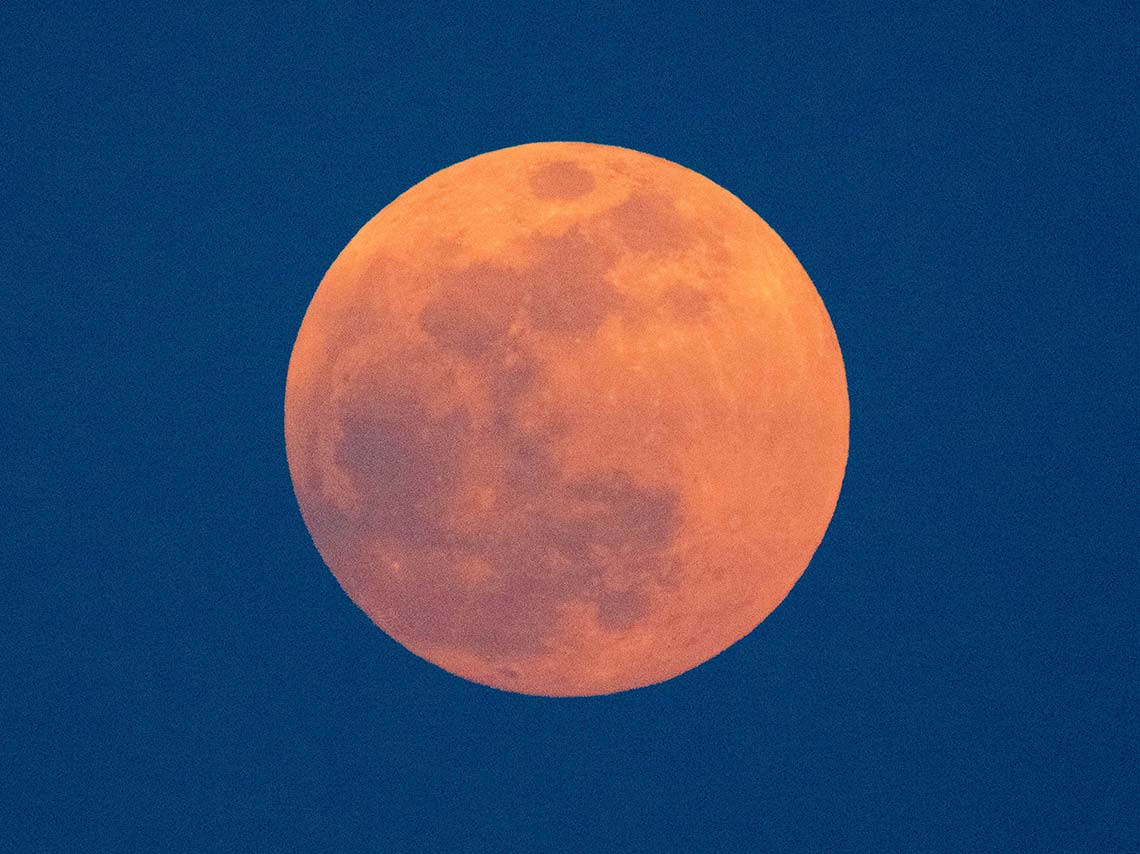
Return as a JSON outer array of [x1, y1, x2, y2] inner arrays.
[[285, 142, 848, 696]]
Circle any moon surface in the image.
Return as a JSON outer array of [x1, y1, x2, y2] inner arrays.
[[285, 142, 848, 696]]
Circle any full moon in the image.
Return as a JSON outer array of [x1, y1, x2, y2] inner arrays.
[[285, 142, 848, 696]]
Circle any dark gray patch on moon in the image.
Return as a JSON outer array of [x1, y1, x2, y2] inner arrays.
[[529, 160, 596, 200], [606, 190, 693, 254], [334, 377, 468, 546], [419, 263, 525, 357], [596, 589, 649, 632], [524, 227, 626, 336]]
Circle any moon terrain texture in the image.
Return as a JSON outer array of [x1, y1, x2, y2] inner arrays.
[[285, 142, 849, 696]]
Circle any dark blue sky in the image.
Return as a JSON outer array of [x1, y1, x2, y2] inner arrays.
[[5, 3, 1137, 851]]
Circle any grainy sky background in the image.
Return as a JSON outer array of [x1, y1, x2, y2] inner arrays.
[[4, 3, 1137, 851]]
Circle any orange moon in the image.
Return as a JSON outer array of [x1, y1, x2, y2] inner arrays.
[[285, 142, 848, 696]]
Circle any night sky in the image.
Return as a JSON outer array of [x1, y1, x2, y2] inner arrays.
[[5, 3, 1137, 851]]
